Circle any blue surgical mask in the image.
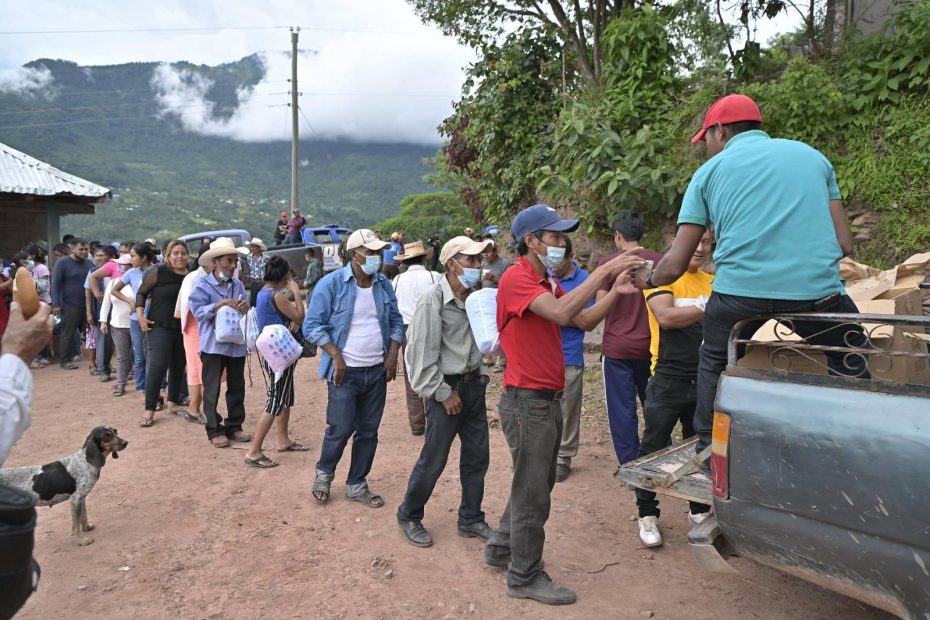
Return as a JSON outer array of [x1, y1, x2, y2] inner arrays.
[[217, 272, 231, 282], [455, 261, 481, 289], [537, 244, 566, 270], [358, 253, 381, 276], [26, 260, 35, 270]]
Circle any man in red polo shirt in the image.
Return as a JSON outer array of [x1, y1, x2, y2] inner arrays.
[[483, 204, 645, 606]]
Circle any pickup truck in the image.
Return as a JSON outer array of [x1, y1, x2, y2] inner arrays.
[[301, 225, 352, 273], [618, 312, 930, 619], [178, 229, 318, 282]]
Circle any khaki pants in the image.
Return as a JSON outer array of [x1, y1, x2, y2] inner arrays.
[[558, 364, 584, 465], [401, 326, 426, 432]]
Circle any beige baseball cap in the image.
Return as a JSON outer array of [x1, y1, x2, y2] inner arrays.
[[439, 236, 493, 265], [346, 229, 391, 252]]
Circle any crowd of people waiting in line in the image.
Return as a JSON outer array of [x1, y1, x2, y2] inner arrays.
[[1, 93, 869, 608]]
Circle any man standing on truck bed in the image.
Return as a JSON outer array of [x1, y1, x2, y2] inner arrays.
[[636, 229, 715, 548], [639, 93, 868, 462], [284, 209, 306, 245], [484, 204, 646, 606]]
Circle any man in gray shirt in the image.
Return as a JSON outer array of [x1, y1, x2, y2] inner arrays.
[[396, 236, 493, 548], [480, 241, 511, 289]]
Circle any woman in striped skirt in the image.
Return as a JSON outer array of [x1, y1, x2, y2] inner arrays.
[[244, 255, 310, 468]]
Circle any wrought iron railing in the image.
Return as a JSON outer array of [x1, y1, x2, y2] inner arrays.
[[728, 313, 930, 384]]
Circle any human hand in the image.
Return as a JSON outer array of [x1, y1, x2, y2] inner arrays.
[[385, 355, 398, 382], [140, 317, 154, 333], [86, 311, 94, 324], [2, 302, 54, 363], [93, 289, 103, 302], [602, 252, 646, 279], [233, 299, 248, 313], [612, 269, 639, 295], [332, 351, 347, 387], [52, 307, 61, 316], [441, 391, 462, 416], [100, 323, 109, 335]]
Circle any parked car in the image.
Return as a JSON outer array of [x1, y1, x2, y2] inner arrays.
[[302, 225, 351, 273], [178, 229, 318, 282], [618, 312, 930, 619]]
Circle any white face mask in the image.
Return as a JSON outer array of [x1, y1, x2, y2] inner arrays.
[[355, 252, 381, 275]]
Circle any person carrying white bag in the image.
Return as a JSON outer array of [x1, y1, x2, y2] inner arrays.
[[244, 255, 310, 468]]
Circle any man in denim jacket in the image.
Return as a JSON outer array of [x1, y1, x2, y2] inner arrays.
[[303, 229, 404, 508]]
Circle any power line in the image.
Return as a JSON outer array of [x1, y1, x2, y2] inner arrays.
[[0, 93, 285, 116], [0, 103, 288, 130], [296, 104, 317, 137], [0, 25, 445, 37]]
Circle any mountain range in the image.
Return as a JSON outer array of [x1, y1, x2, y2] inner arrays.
[[0, 55, 436, 242]]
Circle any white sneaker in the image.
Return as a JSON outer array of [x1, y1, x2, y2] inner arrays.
[[638, 516, 663, 547], [688, 511, 711, 525]]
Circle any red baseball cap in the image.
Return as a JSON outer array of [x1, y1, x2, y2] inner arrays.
[[690, 94, 763, 144]]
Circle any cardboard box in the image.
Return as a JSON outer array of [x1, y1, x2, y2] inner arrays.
[[737, 254, 930, 384]]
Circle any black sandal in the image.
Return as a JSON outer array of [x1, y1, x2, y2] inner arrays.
[[155, 397, 165, 412], [311, 476, 331, 503], [244, 454, 279, 468]]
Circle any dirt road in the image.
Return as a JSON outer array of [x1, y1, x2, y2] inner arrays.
[[9, 358, 886, 619]]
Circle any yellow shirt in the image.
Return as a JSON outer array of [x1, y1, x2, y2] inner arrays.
[[643, 270, 715, 375]]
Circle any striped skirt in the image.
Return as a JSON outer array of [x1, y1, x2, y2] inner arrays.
[[260, 357, 297, 416]]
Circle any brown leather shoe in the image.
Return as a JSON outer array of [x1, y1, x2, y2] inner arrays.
[[228, 431, 252, 443], [211, 436, 230, 448]]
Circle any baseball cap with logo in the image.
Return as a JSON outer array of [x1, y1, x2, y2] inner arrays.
[[690, 94, 763, 144], [511, 204, 579, 240], [439, 236, 493, 265], [346, 229, 391, 252]]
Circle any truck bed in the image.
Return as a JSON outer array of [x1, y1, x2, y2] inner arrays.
[[616, 437, 712, 505]]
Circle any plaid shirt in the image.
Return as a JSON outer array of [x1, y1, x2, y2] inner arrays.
[[246, 254, 268, 280]]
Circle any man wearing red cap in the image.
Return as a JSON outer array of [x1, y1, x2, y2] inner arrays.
[[637, 93, 868, 462]]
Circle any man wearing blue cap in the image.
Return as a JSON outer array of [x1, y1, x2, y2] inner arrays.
[[484, 204, 645, 605]]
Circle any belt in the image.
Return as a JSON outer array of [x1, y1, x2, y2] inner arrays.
[[504, 386, 564, 401], [443, 369, 481, 387]]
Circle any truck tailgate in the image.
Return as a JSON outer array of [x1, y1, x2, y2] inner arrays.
[[616, 437, 712, 505]]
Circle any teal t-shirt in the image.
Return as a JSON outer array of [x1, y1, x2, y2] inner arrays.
[[678, 130, 843, 301]]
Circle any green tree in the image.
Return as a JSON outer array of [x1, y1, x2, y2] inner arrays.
[[375, 192, 474, 244]]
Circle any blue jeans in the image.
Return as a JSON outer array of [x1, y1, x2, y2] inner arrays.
[[602, 357, 651, 464], [694, 292, 868, 453], [316, 365, 387, 486], [129, 320, 147, 392]]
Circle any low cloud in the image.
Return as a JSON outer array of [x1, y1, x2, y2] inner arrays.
[[151, 35, 469, 145], [0, 65, 55, 97]]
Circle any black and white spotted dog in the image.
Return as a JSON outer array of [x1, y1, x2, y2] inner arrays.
[[0, 426, 128, 546]]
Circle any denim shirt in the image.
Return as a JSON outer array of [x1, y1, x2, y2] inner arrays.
[[303, 263, 404, 381], [188, 272, 249, 358]]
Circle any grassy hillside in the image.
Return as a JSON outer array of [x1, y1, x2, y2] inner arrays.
[[0, 56, 434, 242]]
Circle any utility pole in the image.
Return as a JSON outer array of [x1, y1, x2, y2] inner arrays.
[[290, 27, 300, 215]]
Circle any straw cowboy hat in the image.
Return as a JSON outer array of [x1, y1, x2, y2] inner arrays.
[[236, 237, 267, 254], [198, 237, 241, 267], [395, 240, 429, 262]]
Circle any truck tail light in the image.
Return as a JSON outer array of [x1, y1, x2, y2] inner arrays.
[[711, 412, 731, 499]]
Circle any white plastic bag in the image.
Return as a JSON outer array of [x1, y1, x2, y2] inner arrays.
[[465, 287, 502, 356], [255, 324, 301, 381], [215, 305, 246, 344], [239, 307, 260, 352]]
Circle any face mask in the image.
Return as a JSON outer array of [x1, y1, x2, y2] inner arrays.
[[36, 279, 49, 293], [357, 253, 381, 276], [26, 260, 35, 270], [535, 242, 566, 270], [217, 272, 231, 283], [454, 261, 481, 289]]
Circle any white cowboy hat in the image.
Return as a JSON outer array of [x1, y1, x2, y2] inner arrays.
[[198, 237, 241, 267], [236, 237, 267, 254]]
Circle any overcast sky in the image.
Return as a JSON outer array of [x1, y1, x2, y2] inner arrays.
[[0, 1, 799, 145]]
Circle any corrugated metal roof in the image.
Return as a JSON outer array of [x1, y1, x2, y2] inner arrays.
[[0, 141, 110, 200]]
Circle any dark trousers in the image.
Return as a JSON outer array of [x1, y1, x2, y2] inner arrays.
[[58, 306, 85, 365], [145, 328, 186, 411], [200, 353, 247, 439], [635, 374, 709, 518], [94, 324, 113, 373], [401, 326, 426, 432], [603, 356, 651, 464], [695, 292, 868, 453], [316, 365, 387, 486], [249, 280, 262, 308], [486, 391, 562, 588], [397, 377, 489, 525]]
